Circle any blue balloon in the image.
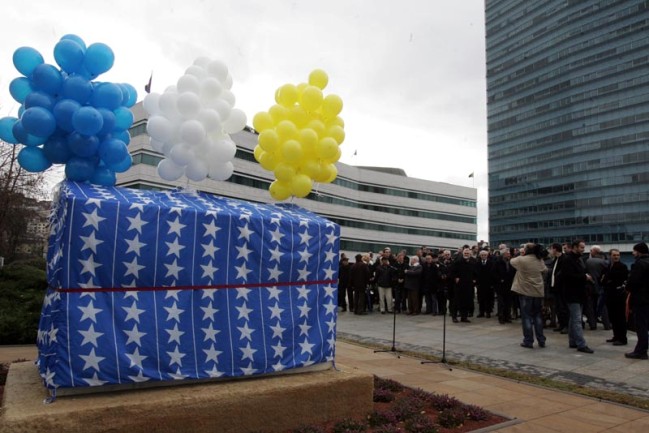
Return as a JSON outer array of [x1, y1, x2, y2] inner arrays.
[[108, 152, 132, 173], [72, 106, 104, 136], [65, 157, 97, 181], [53, 99, 81, 132], [13, 46, 44, 76], [18, 146, 52, 172], [113, 107, 134, 131], [118, 83, 138, 108], [83, 43, 114, 78], [90, 166, 116, 186], [60, 34, 86, 50], [112, 129, 131, 145], [21, 107, 57, 138], [0, 117, 19, 144], [91, 82, 123, 110], [24, 91, 56, 111], [98, 138, 128, 165], [30, 63, 63, 96], [54, 39, 85, 73], [42, 135, 71, 163], [61, 75, 93, 104], [68, 131, 100, 157], [97, 108, 116, 137], [9, 77, 32, 103]]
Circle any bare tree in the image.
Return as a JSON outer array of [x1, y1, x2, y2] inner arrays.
[[0, 141, 48, 261]]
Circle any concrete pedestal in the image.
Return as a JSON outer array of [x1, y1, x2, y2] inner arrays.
[[1, 361, 373, 433]]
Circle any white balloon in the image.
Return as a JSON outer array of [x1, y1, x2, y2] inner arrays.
[[157, 158, 184, 181], [197, 109, 222, 133], [161, 140, 175, 157], [143, 92, 161, 115], [223, 74, 233, 90], [220, 89, 236, 107], [158, 92, 181, 120], [185, 65, 207, 80], [193, 57, 211, 68], [223, 108, 247, 134], [146, 116, 173, 142], [176, 92, 202, 118], [185, 159, 208, 182], [207, 59, 229, 82], [177, 73, 201, 94], [169, 144, 193, 166], [180, 119, 206, 145], [200, 77, 223, 102], [210, 99, 231, 121], [209, 137, 237, 161], [208, 161, 234, 181]]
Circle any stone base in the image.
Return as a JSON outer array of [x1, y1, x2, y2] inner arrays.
[[1, 361, 374, 433]]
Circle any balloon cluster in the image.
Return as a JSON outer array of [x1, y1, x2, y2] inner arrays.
[[252, 69, 344, 201], [143, 57, 247, 182], [0, 34, 137, 186]]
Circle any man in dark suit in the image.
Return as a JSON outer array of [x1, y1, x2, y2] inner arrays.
[[476, 250, 495, 318]]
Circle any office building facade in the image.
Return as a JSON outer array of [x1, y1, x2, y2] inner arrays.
[[117, 103, 477, 255], [486, 0, 649, 251]]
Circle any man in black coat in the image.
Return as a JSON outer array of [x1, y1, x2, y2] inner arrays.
[[561, 239, 595, 354], [450, 247, 477, 323], [495, 248, 516, 324], [475, 249, 496, 318], [350, 254, 370, 315], [625, 242, 649, 359], [601, 248, 629, 345]]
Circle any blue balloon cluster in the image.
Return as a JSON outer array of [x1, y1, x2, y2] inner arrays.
[[0, 35, 137, 186]]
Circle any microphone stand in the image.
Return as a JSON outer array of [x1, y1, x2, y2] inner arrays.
[[374, 296, 402, 358], [422, 289, 452, 370]]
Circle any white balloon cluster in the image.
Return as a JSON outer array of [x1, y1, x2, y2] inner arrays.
[[143, 57, 247, 182]]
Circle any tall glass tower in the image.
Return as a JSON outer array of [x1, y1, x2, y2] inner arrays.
[[486, 0, 649, 251]]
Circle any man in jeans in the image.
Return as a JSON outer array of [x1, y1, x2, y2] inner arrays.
[[561, 239, 595, 354]]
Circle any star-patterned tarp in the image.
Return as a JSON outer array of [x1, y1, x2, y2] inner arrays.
[[37, 181, 340, 391]]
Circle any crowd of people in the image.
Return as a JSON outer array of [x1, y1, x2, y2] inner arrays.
[[337, 240, 649, 359]]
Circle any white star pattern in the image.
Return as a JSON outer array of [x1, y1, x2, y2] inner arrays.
[[39, 182, 340, 390]]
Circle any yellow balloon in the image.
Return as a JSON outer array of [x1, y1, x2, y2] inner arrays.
[[269, 180, 292, 201], [253, 112, 274, 132], [300, 86, 324, 112], [274, 162, 297, 182], [276, 83, 298, 107], [276, 120, 298, 141], [253, 145, 264, 162], [325, 125, 345, 144], [306, 119, 326, 138], [316, 137, 338, 160], [299, 159, 320, 179], [291, 174, 313, 198], [323, 163, 338, 183], [312, 162, 329, 182], [299, 128, 319, 147], [327, 116, 345, 128], [259, 151, 279, 171], [296, 82, 308, 98], [281, 139, 303, 162], [324, 145, 342, 163], [259, 129, 280, 152], [289, 105, 309, 128], [322, 94, 343, 118], [308, 69, 329, 90], [269, 104, 290, 124]]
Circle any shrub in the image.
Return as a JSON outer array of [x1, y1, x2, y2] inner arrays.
[[391, 395, 425, 421], [332, 418, 367, 433], [367, 409, 398, 427], [373, 388, 395, 403], [463, 404, 489, 421], [404, 413, 438, 433], [428, 393, 462, 411], [437, 407, 466, 428], [374, 376, 404, 392], [410, 387, 433, 404], [291, 425, 326, 433], [374, 426, 401, 433]]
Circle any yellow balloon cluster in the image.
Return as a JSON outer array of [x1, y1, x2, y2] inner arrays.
[[253, 69, 344, 201]]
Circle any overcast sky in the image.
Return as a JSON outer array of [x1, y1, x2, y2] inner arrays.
[[0, 0, 489, 241]]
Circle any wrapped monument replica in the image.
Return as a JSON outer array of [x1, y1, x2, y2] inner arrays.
[[37, 181, 340, 392]]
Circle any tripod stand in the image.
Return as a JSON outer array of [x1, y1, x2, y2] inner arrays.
[[422, 292, 452, 370], [374, 297, 402, 358]]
